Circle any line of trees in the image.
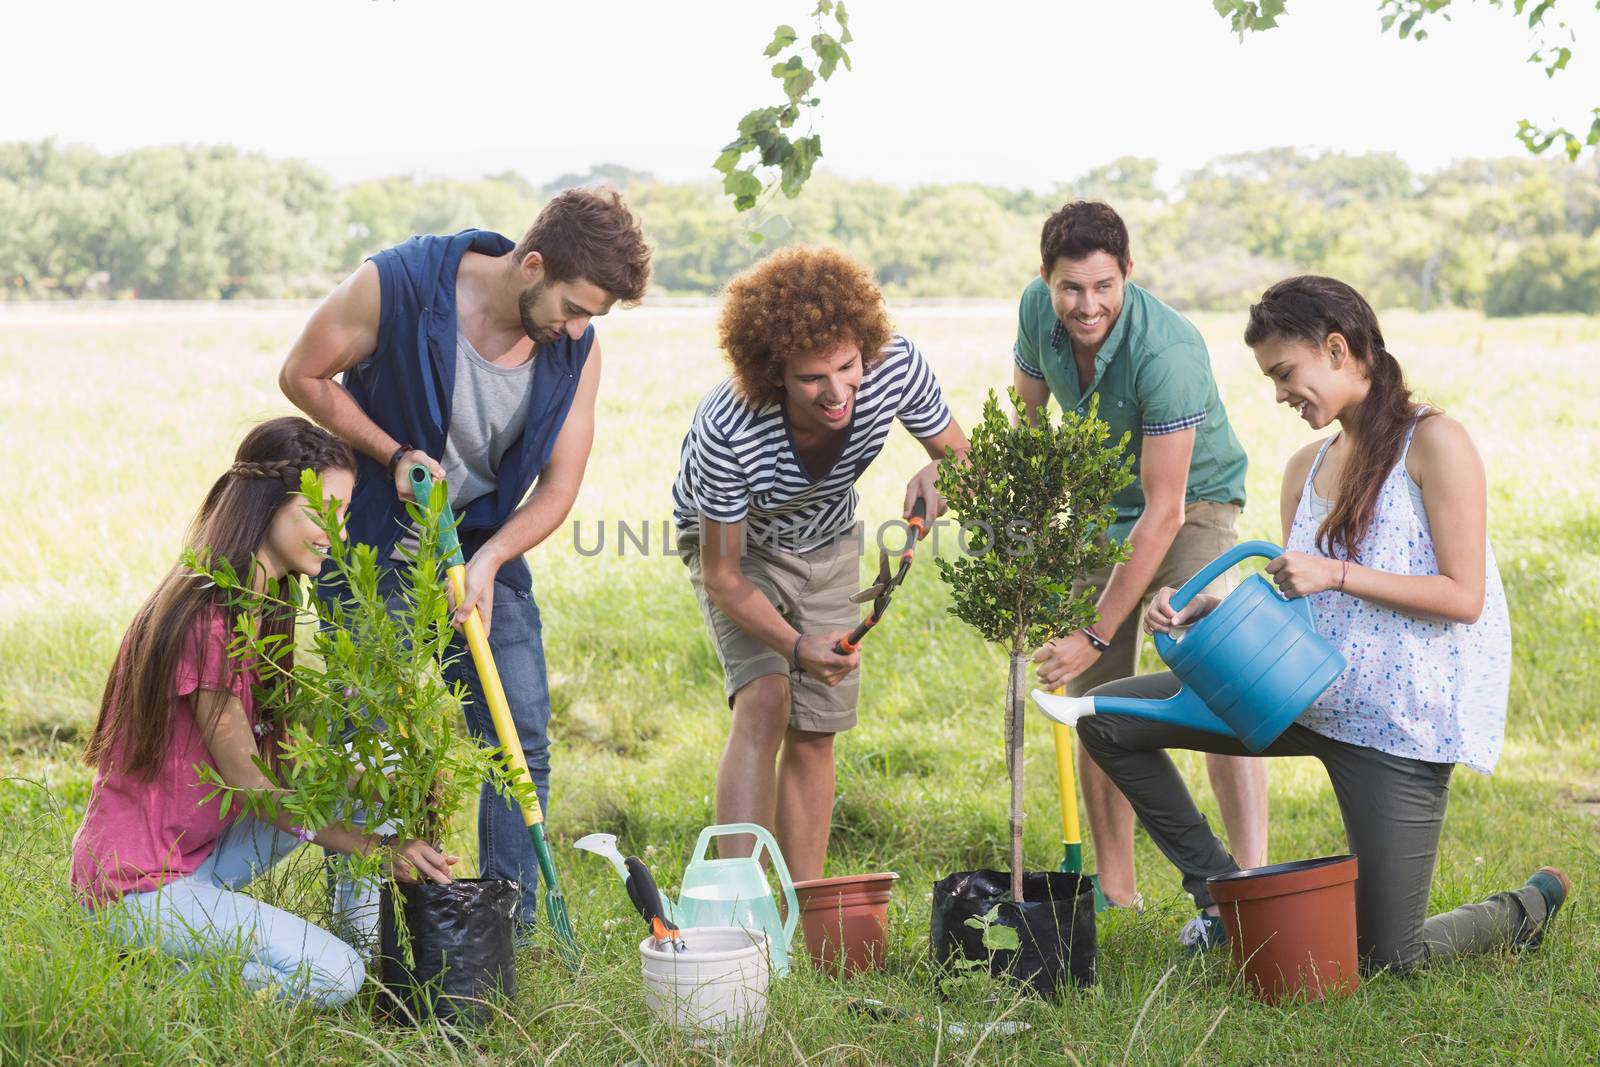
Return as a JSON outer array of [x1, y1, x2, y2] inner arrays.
[[4, 140, 1598, 314]]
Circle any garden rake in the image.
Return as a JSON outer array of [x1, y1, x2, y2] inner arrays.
[[410, 465, 581, 969]]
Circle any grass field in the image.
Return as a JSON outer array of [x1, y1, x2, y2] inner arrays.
[[2, 301, 1598, 1065]]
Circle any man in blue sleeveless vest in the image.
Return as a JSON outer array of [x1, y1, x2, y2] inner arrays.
[[280, 187, 651, 932]]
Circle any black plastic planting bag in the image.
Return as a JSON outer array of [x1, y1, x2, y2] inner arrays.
[[377, 878, 517, 1027], [930, 869, 1096, 996]]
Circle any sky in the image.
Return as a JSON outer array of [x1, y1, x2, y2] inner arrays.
[[4, 0, 1596, 190]]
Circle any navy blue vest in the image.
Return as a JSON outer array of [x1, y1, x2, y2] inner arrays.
[[342, 229, 594, 592]]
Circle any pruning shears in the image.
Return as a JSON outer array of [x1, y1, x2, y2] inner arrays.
[[833, 496, 928, 655]]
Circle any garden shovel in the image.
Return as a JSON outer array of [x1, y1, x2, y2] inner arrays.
[[409, 465, 581, 969], [1049, 686, 1109, 911]]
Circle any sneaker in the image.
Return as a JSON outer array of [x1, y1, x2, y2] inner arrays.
[[1520, 866, 1571, 949], [1179, 911, 1228, 954]]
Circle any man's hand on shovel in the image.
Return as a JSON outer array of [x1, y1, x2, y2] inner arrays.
[[446, 550, 501, 638]]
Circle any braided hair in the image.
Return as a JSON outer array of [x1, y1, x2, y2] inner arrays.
[[84, 417, 356, 779]]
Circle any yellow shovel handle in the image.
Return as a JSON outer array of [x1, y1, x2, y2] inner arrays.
[[447, 564, 543, 828], [1051, 689, 1081, 846]]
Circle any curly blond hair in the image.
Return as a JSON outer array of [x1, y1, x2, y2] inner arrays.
[[718, 246, 892, 408]]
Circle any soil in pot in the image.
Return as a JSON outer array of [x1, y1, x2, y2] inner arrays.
[[793, 872, 898, 977], [930, 870, 1096, 997], [1206, 854, 1360, 1004], [375, 878, 518, 1027]]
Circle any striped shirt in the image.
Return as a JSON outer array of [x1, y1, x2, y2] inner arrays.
[[673, 335, 952, 553]]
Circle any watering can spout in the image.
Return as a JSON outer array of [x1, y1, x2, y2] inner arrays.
[[1029, 690, 1095, 727], [1030, 687, 1237, 737]]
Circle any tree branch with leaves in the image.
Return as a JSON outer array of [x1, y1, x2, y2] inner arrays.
[[1215, 0, 1599, 160], [714, 1, 853, 214]]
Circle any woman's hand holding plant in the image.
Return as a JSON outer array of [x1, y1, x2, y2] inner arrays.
[[380, 835, 459, 885]]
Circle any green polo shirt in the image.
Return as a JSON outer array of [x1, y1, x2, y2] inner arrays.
[[1014, 278, 1247, 540]]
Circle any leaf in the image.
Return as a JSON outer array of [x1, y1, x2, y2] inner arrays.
[[723, 167, 763, 212], [982, 922, 1021, 952], [811, 33, 840, 80], [737, 106, 782, 137], [762, 24, 798, 57]]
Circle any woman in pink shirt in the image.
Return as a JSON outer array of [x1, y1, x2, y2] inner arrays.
[[70, 417, 456, 1008]]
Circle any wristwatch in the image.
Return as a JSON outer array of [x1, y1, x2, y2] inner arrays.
[[1080, 626, 1110, 653]]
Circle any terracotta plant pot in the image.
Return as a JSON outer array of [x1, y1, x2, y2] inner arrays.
[[793, 872, 898, 976], [1206, 854, 1360, 1004]]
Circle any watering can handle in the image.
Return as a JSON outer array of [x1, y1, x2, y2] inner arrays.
[[1155, 540, 1314, 656], [691, 823, 801, 949]]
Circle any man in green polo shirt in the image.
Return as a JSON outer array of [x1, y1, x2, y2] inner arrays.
[[1016, 201, 1265, 936]]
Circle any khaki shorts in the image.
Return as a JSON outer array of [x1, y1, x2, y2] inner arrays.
[[683, 532, 863, 733], [1067, 501, 1242, 698]]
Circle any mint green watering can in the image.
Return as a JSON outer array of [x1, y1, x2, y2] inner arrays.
[[1031, 541, 1348, 752], [669, 823, 800, 976]]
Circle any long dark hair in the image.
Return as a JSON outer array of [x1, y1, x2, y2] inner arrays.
[[1244, 276, 1433, 561], [82, 417, 356, 779]]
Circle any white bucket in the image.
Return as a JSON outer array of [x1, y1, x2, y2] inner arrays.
[[639, 926, 770, 1034]]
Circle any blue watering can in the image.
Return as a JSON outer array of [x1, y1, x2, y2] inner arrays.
[[1030, 541, 1347, 752]]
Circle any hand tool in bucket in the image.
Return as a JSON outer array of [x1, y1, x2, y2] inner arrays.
[[410, 464, 580, 969], [834, 497, 927, 655], [574, 832, 686, 951], [1029, 541, 1347, 751]]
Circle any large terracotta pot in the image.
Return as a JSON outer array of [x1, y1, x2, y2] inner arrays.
[[1206, 854, 1360, 1004], [792, 872, 898, 976]]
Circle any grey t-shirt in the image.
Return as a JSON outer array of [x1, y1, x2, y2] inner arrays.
[[394, 328, 534, 559]]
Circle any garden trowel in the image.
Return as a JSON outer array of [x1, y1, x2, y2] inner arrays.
[[575, 832, 686, 951]]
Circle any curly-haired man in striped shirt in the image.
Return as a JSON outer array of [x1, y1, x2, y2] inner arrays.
[[672, 246, 968, 881]]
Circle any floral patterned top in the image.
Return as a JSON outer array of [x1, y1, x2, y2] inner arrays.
[[1287, 419, 1511, 774]]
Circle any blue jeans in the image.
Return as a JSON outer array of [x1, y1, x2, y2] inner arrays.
[[379, 570, 552, 927], [99, 815, 365, 1008]]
